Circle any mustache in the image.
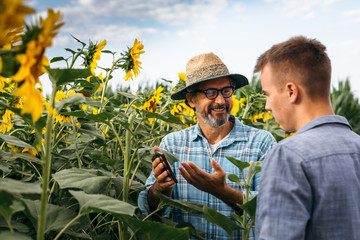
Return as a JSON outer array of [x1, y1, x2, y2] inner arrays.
[[208, 104, 229, 111]]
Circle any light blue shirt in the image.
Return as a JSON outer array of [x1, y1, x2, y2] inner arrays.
[[256, 115, 360, 240], [138, 116, 276, 239]]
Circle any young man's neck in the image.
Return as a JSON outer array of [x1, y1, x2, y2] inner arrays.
[[295, 99, 334, 131]]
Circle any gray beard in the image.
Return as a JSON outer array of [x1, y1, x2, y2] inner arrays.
[[195, 101, 231, 127]]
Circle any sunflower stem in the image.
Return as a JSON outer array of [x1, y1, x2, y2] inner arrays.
[[37, 84, 56, 240]]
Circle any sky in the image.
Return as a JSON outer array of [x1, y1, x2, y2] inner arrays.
[[28, 0, 360, 98]]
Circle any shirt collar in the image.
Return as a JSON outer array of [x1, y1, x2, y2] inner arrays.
[[297, 115, 352, 135], [190, 115, 249, 143]]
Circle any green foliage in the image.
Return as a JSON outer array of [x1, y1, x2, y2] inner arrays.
[[331, 78, 360, 134]]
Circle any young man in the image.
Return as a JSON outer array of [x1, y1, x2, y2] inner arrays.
[[138, 52, 276, 239], [254, 36, 360, 240]]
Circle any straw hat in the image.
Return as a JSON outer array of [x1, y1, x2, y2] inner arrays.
[[171, 52, 248, 100]]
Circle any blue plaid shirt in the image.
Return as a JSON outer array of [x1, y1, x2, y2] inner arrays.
[[138, 116, 276, 239]]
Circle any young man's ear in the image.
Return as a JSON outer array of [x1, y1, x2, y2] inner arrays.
[[286, 82, 299, 103]]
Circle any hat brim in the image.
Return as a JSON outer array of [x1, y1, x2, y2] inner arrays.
[[171, 73, 249, 100]]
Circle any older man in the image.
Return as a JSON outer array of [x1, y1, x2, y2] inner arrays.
[[138, 52, 276, 239]]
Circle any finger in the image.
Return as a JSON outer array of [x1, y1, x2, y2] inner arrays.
[[181, 161, 197, 176], [187, 161, 209, 176], [153, 146, 161, 154], [157, 167, 171, 182], [152, 157, 161, 168], [178, 166, 193, 183], [211, 159, 224, 173], [154, 162, 165, 178]]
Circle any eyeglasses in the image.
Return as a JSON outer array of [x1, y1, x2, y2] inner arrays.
[[193, 86, 234, 100]]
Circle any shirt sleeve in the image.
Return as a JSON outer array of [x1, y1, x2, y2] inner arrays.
[[137, 141, 172, 217], [255, 145, 312, 239]]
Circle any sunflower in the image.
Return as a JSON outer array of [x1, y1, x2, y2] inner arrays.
[[7, 144, 20, 154], [0, 26, 23, 49], [0, 95, 23, 133], [141, 86, 163, 112], [123, 38, 145, 81], [0, 0, 35, 46], [239, 98, 246, 108], [285, 131, 296, 137], [13, 80, 44, 121], [231, 95, 240, 116], [0, 109, 13, 133], [10, 9, 63, 122], [178, 72, 186, 81], [84, 40, 106, 75], [38, 9, 64, 49], [141, 86, 163, 124], [170, 102, 196, 125], [0, 57, 3, 89], [55, 90, 76, 124], [263, 111, 271, 122]]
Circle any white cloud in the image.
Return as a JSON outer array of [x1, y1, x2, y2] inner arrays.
[[268, 0, 338, 18], [59, 0, 229, 26], [343, 8, 360, 17]]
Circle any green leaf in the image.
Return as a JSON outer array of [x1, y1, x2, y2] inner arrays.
[[159, 148, 180, 165], [15, 153, 42, 164], [120, 216, 189, 240], [230, 212, 244, 227], [55, 94, 101, 112], [89, 154, 116, 166], [85, 112, 114, 124], [67, 134, 92, 144], [273, 129, 285, 138], [0, 179, 40, 227], [65, 48, 76, 54], [203, 205, 241, 237], [47, 68, 92, 86], [0, 133, 34, 149], [0, 194, 24, 226], [0, 178, 42, 195], [117, 91, 139, 99], [157, 192, 203, 214], [112, 176, 145, 193], [0, 215, 30, 233], [0, 150, 41, 165], [50, 56, 66, 63], [69, 190, 137, 216], [71, 35, 86, 47], [22, 199, 87, 233], [238, 196, 257, 221], [53, 168, 112, 194], [254, 166, 262, 175], [0, 231, 32, 240], [142, 110, 183, 125], [225, 156, 250, 172], [228, 174, 241, 185], [59, 110, 86, 118]]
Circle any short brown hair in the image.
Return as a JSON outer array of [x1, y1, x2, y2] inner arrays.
[[254, 36, 331, 99]]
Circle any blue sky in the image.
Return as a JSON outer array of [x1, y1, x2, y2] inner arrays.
[[28, 0, 360, 98]]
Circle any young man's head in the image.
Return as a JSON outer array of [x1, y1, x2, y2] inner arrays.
[[254, 36, 332, 131], [254, 36, 332, 100]]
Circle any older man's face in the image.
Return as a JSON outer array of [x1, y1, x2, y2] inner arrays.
[[189, 77, 233, 127]]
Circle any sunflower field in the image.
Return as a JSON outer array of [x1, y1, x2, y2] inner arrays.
[[0, 2, 335, 240]]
